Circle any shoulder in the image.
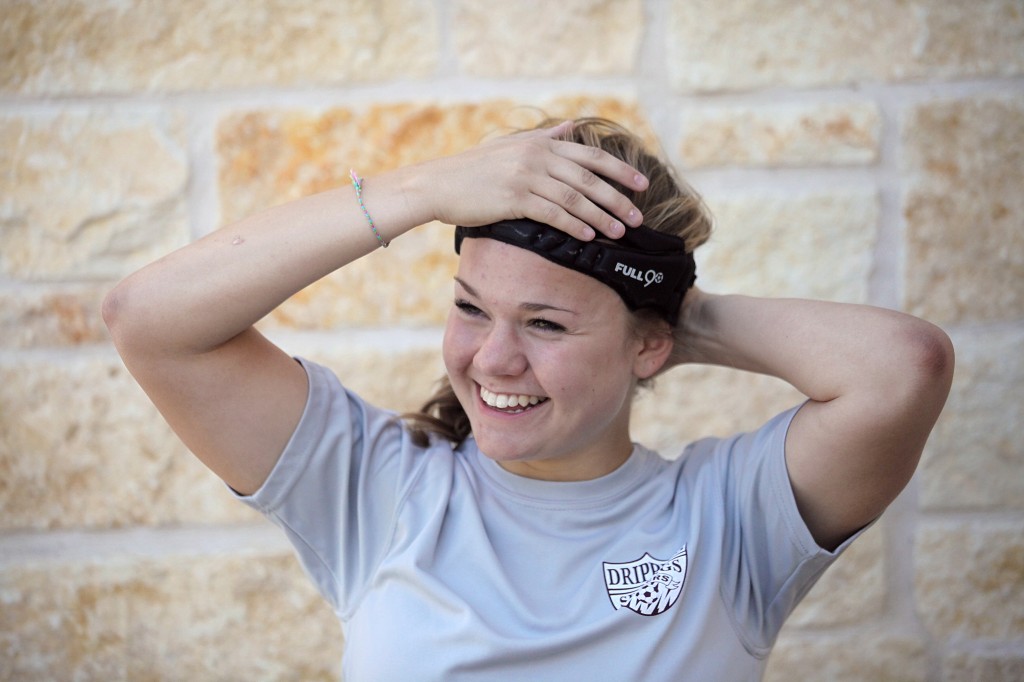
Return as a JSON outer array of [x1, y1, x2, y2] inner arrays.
[[650, 404, 805, 514], [680, 405, 803, 467], [298, 358, 412, 443], [248, 358, 444, 502]]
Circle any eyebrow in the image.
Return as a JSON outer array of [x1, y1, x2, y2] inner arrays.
[[454, 277, 578, 315]]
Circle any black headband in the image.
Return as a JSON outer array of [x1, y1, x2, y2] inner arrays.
[[454, 219, 696, 325]]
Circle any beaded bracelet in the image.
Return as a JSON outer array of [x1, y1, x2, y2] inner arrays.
[[349, 169, 389, 248]]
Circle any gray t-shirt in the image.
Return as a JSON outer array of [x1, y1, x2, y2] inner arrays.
[[238, 359, 860, 681]]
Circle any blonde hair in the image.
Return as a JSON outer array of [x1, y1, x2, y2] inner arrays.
[[404, 117, 713, 446]]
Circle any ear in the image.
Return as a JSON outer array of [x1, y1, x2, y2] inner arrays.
[[632, 325, 675, 380]]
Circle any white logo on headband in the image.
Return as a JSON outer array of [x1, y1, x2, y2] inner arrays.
[[614, 262, 664, 288]]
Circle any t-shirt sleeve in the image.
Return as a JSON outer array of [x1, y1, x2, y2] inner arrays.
[[704, 404, 868, 657], [231, 358, 427, 617]]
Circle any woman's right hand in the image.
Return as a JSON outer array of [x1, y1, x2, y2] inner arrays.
[[103, 119, 651, 496], [406, 121, 649, 241]]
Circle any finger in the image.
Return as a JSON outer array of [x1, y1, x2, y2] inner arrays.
[[530, 176, 625, 239], [541, 120, 573, 138], [551, 139, 650, 195], [546, 155, 643, 231], [520, 193, 597, 241]]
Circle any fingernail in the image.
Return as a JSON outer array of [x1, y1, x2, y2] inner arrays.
[[610, 220, 625, 237], [628, 208, 642, 225], [634, 173, 648, 188], [582, 226, 596, 240]]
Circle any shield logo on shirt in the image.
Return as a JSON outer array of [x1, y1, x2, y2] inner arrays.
[[602, 546, 687, 616]]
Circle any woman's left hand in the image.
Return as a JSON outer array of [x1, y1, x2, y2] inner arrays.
[[659, 288, 954, 550]]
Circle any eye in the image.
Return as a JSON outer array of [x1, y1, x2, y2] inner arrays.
[[529, 318, 566, 333], [454, 299, 485, 318]]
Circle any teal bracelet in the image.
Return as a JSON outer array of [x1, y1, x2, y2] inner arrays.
[[349, 169, 389, 248]]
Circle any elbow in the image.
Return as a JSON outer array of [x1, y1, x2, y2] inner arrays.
[[101, 284, 123, 333], [891, 319, 955, 413], [102, 278, 143, 353], [908, 321, 955, 387]]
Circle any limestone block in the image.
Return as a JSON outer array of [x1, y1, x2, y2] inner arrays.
[[669, 0, 1024, 92], [902, 95, 1024, 324], [0, 285, 111, 348], [786, 521, 885, 627], [0, 340, 447, 529], [0, 112, 189, 281], [0, 550, 341, 679], [679, 102, 881, 168], [698, 190, 878, 303], [0, 355, 257, 530], [260, 220, 459, 328], [915, 520, 1024, 639], [765, 630, 927, 682], [0, 0, 437, 94], [219, 98, 652, 328], [919, 327, 1024, 511], [454, 0, 641, 76], [943, 650, 1024, 682], [632, 365, 803, 455], [285, 339, 447, 415], [217, 98, 653, 226]]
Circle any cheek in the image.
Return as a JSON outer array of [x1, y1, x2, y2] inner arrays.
[[442, 317, 475, 372], [567, 340, 639, 402]]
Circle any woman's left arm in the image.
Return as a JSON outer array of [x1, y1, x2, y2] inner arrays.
[[673, 290, 955, 550]]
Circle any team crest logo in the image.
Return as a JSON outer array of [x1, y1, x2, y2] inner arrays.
[[602, 546, 687, 616]]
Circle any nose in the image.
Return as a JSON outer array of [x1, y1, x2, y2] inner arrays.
[[473, 323, 528, 377]]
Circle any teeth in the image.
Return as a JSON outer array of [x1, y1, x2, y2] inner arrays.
[[480, 386, 545, 410]]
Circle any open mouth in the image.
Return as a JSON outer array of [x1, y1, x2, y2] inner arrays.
[[479, 385, 549, 414]]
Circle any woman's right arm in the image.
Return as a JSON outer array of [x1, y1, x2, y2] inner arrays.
[[103, 123, 648, 494]]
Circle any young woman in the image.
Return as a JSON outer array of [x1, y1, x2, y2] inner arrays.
[[104, 118, 953, 680]]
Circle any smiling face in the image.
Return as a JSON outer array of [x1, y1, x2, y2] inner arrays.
[[442, 238, 670, 481]]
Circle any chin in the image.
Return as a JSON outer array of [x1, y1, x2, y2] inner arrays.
[[471, 434, 535, 463]]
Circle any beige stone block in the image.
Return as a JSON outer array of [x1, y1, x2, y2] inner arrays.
[[943, 650, 1024, 681], [217, 98, 653, 226], [679, 102, 881, 168], [915, 520, 1024, 639], [669, 0, 1024, 92], [454, 0, 641, 77], [219, 97, 652, 328], [786, 521, 886, 627], [0, 550, 341, 679], [0, 355, 257, 530], [0, 343, 446, 529], [903, 95, 1024, 324], [293, 340, 447, 415], [0, 285, 111, 348], [0, 0, 437, 94], [765, 630, 927, 682], [698, 190, 878, 303], [0, 112, 189, 280], [919, 327, 1024, 511], [632, 364, 803, 455], [261, 220, 459, 328]]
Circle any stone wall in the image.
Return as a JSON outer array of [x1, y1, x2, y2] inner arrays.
[[1, 1, 1021, 679]]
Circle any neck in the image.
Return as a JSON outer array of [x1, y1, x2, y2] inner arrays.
[[496, 437, 635, 482]]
